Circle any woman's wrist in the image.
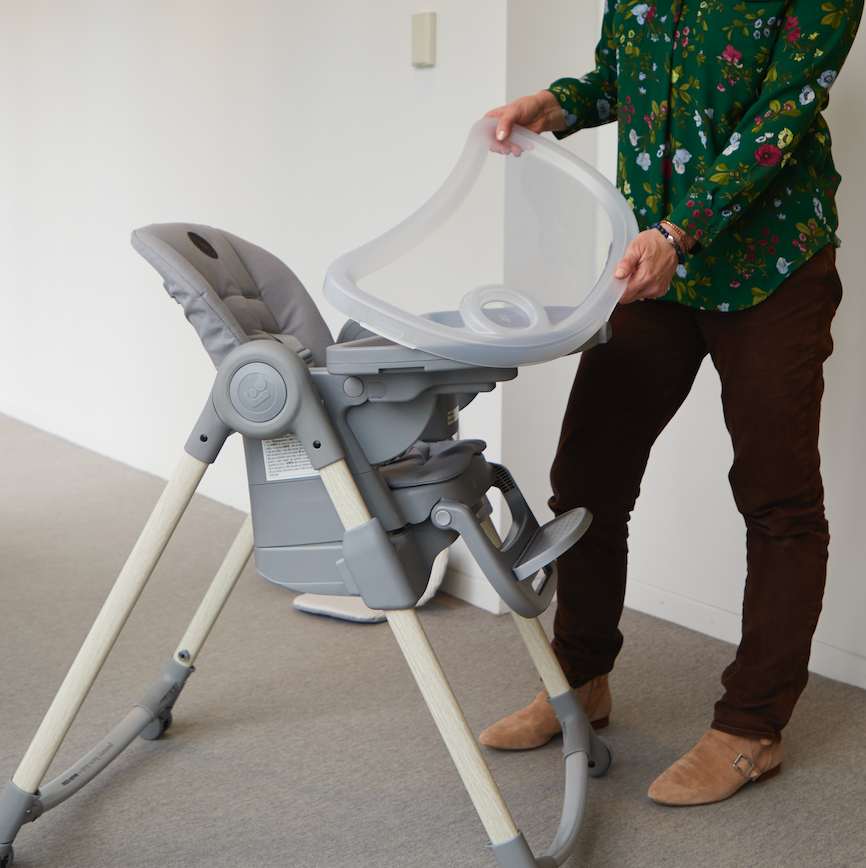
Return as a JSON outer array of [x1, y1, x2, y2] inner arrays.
[[652, 223, 686, 265], [660, 219, 696, 253], [539, 89, 567, 132]]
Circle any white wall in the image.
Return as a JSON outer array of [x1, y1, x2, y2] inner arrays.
[[0, 0, 507, 509], [807, 40, 866, 685], [2, 1, 864, 689]]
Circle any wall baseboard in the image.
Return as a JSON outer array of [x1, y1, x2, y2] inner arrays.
[[625, 579, 866, 691], [392, 564, 866, 692], [806, 640, 866, 690], [441, 567, 508, 615]]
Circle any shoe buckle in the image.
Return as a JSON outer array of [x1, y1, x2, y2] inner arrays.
[[733, 753, 757, 780]]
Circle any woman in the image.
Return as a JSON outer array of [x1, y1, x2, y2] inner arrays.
[[479, 0, 862, 806]]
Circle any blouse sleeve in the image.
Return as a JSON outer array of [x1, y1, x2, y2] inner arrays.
[[667, 0, 864, 248], [547, 0, 621, 134]]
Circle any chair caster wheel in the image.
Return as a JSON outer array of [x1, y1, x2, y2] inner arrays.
[[588, 736, 612, 778], [140, 710, 173, 740], [1, 846, 14, 867]]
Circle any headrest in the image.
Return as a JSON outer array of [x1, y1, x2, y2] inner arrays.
[[131, 223, 334, 368]]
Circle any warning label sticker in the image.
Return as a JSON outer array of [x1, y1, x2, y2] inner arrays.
[[262, 435, 319, 481]]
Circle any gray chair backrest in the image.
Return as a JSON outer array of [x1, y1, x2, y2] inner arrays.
[[131, 223, 334, 368]]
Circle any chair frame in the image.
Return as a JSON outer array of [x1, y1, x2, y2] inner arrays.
[[0, 231, 612, 868]]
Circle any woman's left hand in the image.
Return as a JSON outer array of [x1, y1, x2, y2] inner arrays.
[[615, 229, 679, 304]]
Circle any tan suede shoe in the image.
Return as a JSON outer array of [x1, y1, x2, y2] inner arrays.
[[479, 674, 612, 750], [648, 729, 784, 806]]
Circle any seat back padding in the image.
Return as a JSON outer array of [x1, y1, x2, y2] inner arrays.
[[131, 222, 333, 368]]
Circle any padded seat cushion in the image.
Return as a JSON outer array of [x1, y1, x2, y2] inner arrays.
[[131, 223, 334, 367]]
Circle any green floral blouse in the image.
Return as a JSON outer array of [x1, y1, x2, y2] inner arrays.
[[550, 0, 863, 310]]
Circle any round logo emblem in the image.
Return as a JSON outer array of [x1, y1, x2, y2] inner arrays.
[[229, 363, 286, 422]]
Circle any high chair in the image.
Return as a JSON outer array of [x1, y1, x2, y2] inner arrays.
[[0, 119, 637, 867]]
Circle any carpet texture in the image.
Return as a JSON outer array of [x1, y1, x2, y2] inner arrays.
[[1, 414, 864, 868]]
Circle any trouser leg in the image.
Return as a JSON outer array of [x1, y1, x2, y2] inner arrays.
[[549, 299, 706, 687], [702, 245, 842, 741]]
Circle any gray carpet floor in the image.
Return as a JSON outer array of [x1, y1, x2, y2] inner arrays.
[[1, 413, 864, 868]]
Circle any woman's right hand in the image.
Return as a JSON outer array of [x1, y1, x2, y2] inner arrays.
[[484, 91, 566, 154], [615, 229, 680, 304]]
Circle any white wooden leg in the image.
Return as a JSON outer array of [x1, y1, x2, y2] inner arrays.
[[318, 459, 518, 846], [508, 610, 571, 698], [318, 459, 373, 527], [386, 608, 518, 845], [12, 452, 207, 795], [481, 518, 571, 699], [173, 513, 254, 666]]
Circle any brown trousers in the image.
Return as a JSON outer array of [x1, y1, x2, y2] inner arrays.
[[548, 245, 842, 741]]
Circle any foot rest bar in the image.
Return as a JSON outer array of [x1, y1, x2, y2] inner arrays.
[[35, 660, 193, 814], [487, 691, 610, 868], [512, 508, 592, 581], [433, 498, 590, 618], [545, 691, 609, 866]]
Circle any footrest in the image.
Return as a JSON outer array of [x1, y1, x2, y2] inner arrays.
[[513, 508, 592, 581], [431, 465, 593, 618]]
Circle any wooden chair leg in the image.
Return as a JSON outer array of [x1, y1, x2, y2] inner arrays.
[[386, 608, 519, 846], [12, 452, 207, 795], [172, 513, 254, 666], [319, 458, 519, 846], [508, 609, 571, 698]]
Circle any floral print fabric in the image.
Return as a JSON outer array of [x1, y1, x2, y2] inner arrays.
[[550, 0, 862, 310]]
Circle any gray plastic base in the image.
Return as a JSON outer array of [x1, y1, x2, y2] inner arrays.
[[0, 780, 39, 859], [488, 831, 535, 868], [339, 518, 427, 609], [488, 831, 556, 868]]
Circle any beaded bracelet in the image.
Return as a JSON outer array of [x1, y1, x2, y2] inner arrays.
[[652, 222, 686, 265], [661, 219, 689, 251]]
